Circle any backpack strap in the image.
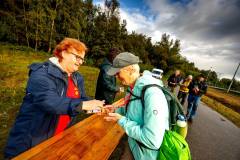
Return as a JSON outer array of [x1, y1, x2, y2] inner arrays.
[[125, 84, 164, 110], [141, 84, 185, 129], [125, 88, 141, 113], [135, 84, 162, 151], [160, 87, 185, 129], [141, 84, 162, 109]]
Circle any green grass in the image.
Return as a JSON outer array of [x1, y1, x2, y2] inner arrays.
[[0, 46, 51, 159]]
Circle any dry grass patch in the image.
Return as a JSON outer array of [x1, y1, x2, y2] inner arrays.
[[206, 87, 240, 113]]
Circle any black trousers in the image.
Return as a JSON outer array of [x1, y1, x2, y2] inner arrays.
[[177, 91, 188, 105]]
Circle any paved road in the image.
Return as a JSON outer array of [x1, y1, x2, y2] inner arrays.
[[185, 101, 240, 160]]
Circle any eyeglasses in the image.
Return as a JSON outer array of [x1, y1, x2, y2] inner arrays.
[[71, 52, 85, 62]]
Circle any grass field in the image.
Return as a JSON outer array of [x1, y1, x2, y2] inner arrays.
[[202, 87, 240, 128], [0, 46, 50, 159], [205, 87, 240, 113]]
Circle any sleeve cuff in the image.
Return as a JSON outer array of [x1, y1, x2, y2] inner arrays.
[[115, 87, 119, 92], [67, 99, 82, 116], [76, 101, 83, 112], [118, 116, 127, 126]]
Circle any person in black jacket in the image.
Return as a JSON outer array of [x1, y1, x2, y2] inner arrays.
[[95, 48, 121, 104], [186, 75, 208, 122], [4, 38, 105, 159], [167, 70, 183, 94]]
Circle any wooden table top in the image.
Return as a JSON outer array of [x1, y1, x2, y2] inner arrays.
[[13, 114, 125, 160]]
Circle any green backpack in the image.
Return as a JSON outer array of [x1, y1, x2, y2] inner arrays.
[[129, 84, 191, 160], [158, 130, 191, 160]]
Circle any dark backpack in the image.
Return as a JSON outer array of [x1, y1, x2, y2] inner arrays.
[[127, 84, 185, 130], [127, 84, 191, 160]]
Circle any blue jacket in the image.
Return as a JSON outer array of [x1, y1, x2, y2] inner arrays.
[[117, 71, 169, 160], [4, 60, 90, 158]]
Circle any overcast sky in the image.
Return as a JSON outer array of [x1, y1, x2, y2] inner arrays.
[[94, 0, 240, 80]]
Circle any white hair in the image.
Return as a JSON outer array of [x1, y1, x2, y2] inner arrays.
[[132, 64, 140, 73], [188, 75, 193, 79], [123, 64, 140, 84], [129, 64, 140, 84]]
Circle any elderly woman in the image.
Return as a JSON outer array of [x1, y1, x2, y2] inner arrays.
[[104, 52, 169, 160], [4, 38, 104, 159]]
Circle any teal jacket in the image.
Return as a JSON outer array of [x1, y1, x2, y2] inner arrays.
[[117, 71, 169, 160]]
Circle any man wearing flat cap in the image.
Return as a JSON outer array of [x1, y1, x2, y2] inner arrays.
[[104, 52, 169, 160]]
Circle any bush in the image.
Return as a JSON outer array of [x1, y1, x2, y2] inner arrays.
[[139, 63, 154, 72]]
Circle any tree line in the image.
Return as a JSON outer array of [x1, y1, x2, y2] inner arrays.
[[0, 0, 239, 90]]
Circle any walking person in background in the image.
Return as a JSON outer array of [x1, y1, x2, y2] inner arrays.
[[186, 75, 208, 122], [4, 38, 105, 159], [167, 70, 183, 94], [177, 75, 193, 105], [104, 52, 169, 160], [95, 48, 121, 104]]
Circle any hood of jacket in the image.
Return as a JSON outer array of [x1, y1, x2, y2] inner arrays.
[[100, 58, 112, 68], [133, 70, 164, 96], [48, 57, 65, 71], [28, 57, 81, 86]]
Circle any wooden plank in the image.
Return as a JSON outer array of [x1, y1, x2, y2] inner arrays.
[[13, 114, 125, 160]]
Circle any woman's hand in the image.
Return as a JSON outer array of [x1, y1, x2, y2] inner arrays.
[[82, 99, 105, 111], [104, 113, 123, 122], [103, 105, 117, 113]]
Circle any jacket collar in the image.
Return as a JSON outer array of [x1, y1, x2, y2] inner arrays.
[[101, 58, 112, 67], [47, 62, 67, 83], [47, 57, 78, 85], [49, 57, 65, 71]]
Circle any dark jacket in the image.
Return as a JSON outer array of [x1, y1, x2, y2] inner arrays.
[[4, 60, 90, 158], [95, 58, 119, 104], [167, 74, 182, 87], [188, 80, 208, 96]]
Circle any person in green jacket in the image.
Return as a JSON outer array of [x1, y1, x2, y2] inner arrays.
[[104, 52, 169, 160], [95, 48, 120, 104]]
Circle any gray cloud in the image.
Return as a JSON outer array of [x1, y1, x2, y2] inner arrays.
[[118, 0, 240, 80], [94, 0, 240, 79], [148, 0, 240, 41], [147, 0, 240, 79]]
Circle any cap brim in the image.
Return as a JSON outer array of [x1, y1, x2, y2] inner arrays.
[[107, 67, 121, 76]]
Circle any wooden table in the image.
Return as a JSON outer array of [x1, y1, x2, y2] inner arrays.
[[13, 114, 125, 160]]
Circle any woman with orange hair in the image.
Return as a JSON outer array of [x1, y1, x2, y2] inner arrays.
[[4, 38, 105, 159]]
